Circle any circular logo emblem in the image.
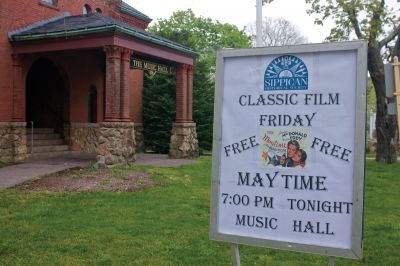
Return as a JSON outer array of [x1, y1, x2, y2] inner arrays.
[[264, 55, 308, 91]]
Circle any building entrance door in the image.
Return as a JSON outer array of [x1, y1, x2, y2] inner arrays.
[[26, 58, 66, 133]]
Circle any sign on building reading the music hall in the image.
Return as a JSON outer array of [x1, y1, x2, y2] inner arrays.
[[130, 57, 174, 75], [210, 42, 367, 259]]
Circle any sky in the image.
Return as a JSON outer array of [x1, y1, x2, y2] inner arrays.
[[126, 0, 400, 44], [125, 0, 331, 43]]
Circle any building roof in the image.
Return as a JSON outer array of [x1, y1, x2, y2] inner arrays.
[[8, 13, 196, 56], [121, 2, 152, 22]]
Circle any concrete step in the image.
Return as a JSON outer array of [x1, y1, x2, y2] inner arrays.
[[27, 151, 83, 160], [27, 139, 64, 146], [26, 128, 54, 134], [28, 133, 61, 140], [31, 145, 69, 153]]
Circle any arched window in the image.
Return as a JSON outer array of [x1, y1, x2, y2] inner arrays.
[[88, 86, 97, 123], [83, 4, 92, 15], [40, 0, 57, 7], [42, 0, 54, 4], [95, 8, 102, 14]]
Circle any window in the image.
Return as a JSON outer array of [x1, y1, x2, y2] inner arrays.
[[95, 8, 102, 14], [83, 4, 92, 15], [42, 0, 55, 4], [39, 0, 58, 8]]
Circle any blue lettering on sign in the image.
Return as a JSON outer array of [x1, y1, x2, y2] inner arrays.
[[264, 55, 308, 91]]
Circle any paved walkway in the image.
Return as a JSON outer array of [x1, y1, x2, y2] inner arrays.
[[133, 153, 197, 167], [0, 154, 95, 189], [0, 153, 197, 189]]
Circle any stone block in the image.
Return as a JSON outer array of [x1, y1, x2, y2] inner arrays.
[[0, 122, 27, 163], [169, 122, 199, 159], [95, 122, 136, 167]]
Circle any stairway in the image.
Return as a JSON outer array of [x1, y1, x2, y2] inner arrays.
[[26, 128, 70, 158]]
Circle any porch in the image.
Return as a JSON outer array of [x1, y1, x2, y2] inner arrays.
[[4, 12, 199, 166]]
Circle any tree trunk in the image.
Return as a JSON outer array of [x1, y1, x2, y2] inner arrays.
[[368, 46, 398, 163]]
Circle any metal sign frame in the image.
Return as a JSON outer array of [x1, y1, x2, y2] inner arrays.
[[210, 41, 367, 259]]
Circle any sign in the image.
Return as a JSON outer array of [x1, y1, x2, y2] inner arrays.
[[392, 57, 400, 137], [384, 62, 397, 115], [210, 42, 367, 259], [130, 57, 174, 75]]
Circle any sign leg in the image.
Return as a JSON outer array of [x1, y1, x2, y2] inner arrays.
[[231, 243, 241, 266], [328, 256, 336, 266]]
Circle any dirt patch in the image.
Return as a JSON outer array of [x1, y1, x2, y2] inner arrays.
[[16, 168, 156, 192]]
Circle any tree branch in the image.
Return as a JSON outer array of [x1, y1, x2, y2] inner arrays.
[[369, 0, 385, 45], [378, 24, 400, 48], [346, 6, 363, 39]]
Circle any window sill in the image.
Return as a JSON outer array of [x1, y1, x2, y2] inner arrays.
[[38, 1, 59, 11]]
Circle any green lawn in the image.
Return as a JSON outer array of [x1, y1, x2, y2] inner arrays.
[[0, 158, 399, 265]]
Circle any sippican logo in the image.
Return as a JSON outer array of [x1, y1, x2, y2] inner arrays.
[[264, 55, 308, 91]]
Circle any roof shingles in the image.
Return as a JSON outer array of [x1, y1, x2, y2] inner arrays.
[[9, 13, 195, 56]]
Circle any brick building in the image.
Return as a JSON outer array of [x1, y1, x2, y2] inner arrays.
[[0, 0, 199, 166]]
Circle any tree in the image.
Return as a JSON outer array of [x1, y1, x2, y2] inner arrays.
[[142, 73, 176, 154], [303, 0, 399, 163], [246, 17, 308, 46], [146, 10, 251, 152]]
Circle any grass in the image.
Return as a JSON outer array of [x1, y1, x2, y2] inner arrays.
[[0, 157, 399, 265]]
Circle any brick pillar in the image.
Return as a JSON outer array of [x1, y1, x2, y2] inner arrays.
[[187, 65, 194, 122], [120, 48, 132, 122], [176, 64, 189, 122], [12, 54, 25, 122], [104, 45, 122, 122], [170, 64, 198, 158], [131, 70, 144, 123]]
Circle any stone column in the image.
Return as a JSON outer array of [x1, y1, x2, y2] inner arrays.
[[104, 45, 122, 122], [169, 63, 199, 158], [169, 122, 199, 158], [95, 46, 136, 167], [12, 54, 25, 122], [3, 54, 28, 163], [0, 122, 27, 163], [96, 122, 136, 168], [134, 123, 145, 152], [120, 48, 132, 122]]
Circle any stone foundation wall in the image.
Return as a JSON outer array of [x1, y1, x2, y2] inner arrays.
[[134, 123, 144, 152], [70, 122, 136, 167], [70, 123, 99, 154], [96, 122, 136, 167], [169, 122, 199, 158], [63, 123, 71, 145], [0, 122, 27, 163]]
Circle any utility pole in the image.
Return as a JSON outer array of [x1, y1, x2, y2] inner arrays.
[[256, 0, 262, 47]]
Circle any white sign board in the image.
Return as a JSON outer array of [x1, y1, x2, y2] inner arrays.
[[210, 42, 367, 259]]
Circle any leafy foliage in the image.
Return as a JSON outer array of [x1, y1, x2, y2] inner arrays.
[[143, 9, 251, 152], [303, 0, 400, 163], [305, 0, 399, 52], [143, 73, 176, 153]]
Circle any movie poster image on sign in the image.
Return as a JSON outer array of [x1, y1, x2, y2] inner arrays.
[[260, 129, 309, 168]]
